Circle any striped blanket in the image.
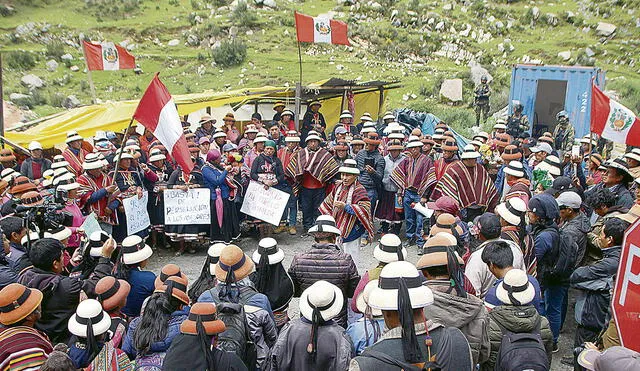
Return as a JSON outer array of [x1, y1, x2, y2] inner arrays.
[[389, 153, 434, 196], [285, 147, 339, 195], [432, 162, 499, 211], [319, 180, 375, 238]]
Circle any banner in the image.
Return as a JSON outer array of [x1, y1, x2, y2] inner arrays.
[[240, 181, 290, 226], [122, 191, 150, 235], [164, 188, 211, 225]]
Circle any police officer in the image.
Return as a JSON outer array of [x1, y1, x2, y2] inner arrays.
[[474, 75, 491, 126], [506, 102, 530, 138], [552, 110, 575, 154]]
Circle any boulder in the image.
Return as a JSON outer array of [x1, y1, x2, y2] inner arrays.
[[596, 22, 616, 36], [546, 13, 558, 26], [168, 39, 180, 46], [531, 7, 540, 20], [21, 74, 44, 89], [443, 3, 452, 11], [61, 53, 74, 61], [63, 95, 80, 109], [46, 59, 59, 72], [558, 51, 571, 61], [9, 93, 32, 106], [439, 79, 463, 102], [263, 0, 276, 8], [435, 21, 445, 31], [70, 65, 80, 72], [186, 34, 200, 46], [585, 47, 596, 57]]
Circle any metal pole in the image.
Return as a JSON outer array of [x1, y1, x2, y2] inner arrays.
[[0, 52, 4, 147], [110, 118, 135, 185], [80, 39, 98, 104], [295, 39, 303, 131]]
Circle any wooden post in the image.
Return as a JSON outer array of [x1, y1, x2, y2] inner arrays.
[[295, 38, 303, 131], [0, 52, 4, 148], [110, 118, 135, 185], [80, 39, 98, 104]]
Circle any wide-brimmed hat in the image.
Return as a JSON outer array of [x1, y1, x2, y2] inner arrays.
[[495, 197, 527, 226], [429, 213, 464, 237], [496, 269, 535, 306], [285, 131, 300, 143], [308, 215, 342, 235], [339, 159, 360, 175], [65, 130, 84, 144], [207, 243, 226, 275], [460, 144, 480, 159], [504, 160, 525, 178], [382, 112, 395, 121], [212, 131, 227, 140], [199, 115, 216, 125], [180, 302, 226, 335], [95, 276, 131, 311], [373, 234, 406, 263], [579, 135, 598, 146], [28, 141, 43, 151], [154, 276, 190, 305], [494, 133, 511, 148], [299, 280, 343, 321], [441, 138, 458, 152], [501, 145, 522, 161], [0, 284, 43, 325], [86, 231, 110, 258], [493, 122, 507, 130], [272, 101, 286, 110], [369, 261, 434, 310], [607, 157, 632, 177], [56, 176, 80, 192], [20, 191, 44, 207], [121, 235, 153, 265], [417, 234, 463, 269], [148, 150, 166, 162], [432, 128, 445, 140], [1, 168, 18, 183], [68, 299, 111, 338], [339, 110, 353, 120], [530, 142, 553, 154], [281, 109, 294, 118], [244, 125, 258, 134], [82, 153, 104, 170], [364, 133, 381, 146], [350, 136, 365, 146], [360, 126, 376, 135], [615, 204, 640, 224], [215, 245, 255, 283], [356, 280, 382, 316], [308, 100, 322, 107], [333, 141, 349, 151], [0, 149, 16, 164], [155, 264, 188, 288], [578, 346, 640, 371], [251, 237, 285, 265], [538, 135, 554, 146], [50, 160, 70, 170], [10, 176, 36, 195], [421, 135, 435, 146], [44, 226, 72, 242], [223, 112, 236, 122], [405, 135, 423, 149], [427, 196, 459, 215], [624, 148, 640, 163], [539, 155, 562, 176], [589, 153, 604, 168], [473, 132, 490, 142], [360, 113, 373, 122], [305, 133, 323, 143], [387, 139, 404, 151]]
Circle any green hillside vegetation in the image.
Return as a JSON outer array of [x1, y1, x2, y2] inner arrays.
[[1, 0, 639, 136]]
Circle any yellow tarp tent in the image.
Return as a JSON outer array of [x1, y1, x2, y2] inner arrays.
[[6, 80, 391, 148]]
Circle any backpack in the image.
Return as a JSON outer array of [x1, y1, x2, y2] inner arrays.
[[357, 349, 440, 371], [495, 317, 549, 371], [545, 227, 579, 280], [215, 302, 257, 370]]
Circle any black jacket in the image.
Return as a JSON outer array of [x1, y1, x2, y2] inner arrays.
[[250, 153, 285, 190], [0, 253, 17, 289]]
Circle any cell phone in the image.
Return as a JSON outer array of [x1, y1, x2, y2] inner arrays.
[[364, 158, 374, 168], [571, 144, 581, 158]]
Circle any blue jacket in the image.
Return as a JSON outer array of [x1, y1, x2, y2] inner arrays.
[[122, 308, 189, 359], [0, 253, 17, 290], [531, 222, 560, 285], [201, 165, 230, 200], [346, 317, 385, 355], [122, 269, 156, 318], [495, 161, 533, 197]]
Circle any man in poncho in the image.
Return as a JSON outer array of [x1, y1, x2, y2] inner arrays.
[[319, 159, 374, 266], [286, 131, 339, 234], [434, 144, 499, 222]]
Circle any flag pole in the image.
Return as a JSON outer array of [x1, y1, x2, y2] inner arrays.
[[110, 118, 135, 185], [80, 39, 98, 104], [295, 34, 303, 131]]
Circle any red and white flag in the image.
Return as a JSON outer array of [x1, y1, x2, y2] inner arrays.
[[294, 11, 350, 46], [82, 40, 135, 71], [133, 74, 194, 175], [591, 83, 640, 146]]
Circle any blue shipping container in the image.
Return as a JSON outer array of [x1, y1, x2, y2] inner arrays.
[[509, 64, 606, 139]]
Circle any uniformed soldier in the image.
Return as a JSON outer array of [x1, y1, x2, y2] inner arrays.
[[506, 102, 530, 138], [552, 110, 575, 154], [474, 75, 491, 126]]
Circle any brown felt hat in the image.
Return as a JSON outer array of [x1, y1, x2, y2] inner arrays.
[[429, 213, 464, 238], [0, 283, 43, 326], [10, 176, 36, 195], [180, 302, 226, 336], [154, 276, 190, 305], [20, 190, 44, 207], [441, 139, 458, 152], [214, 245, 255, 283], [421, 135, 435, 145], [364, 132, 381, 146], [333, 141, 349, 151], [538, 135, 554, 145], [0, 149, 16, 163], [417, 234, 463, 269], [495, 133, 512, 148], [501, 145, 522, 161], [95, 276, 131, 312], [223, 112, 236, 122], [387, 139, 404, 151], [154, 264, 188, 288]]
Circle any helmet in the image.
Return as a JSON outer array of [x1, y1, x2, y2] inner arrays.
[[481, 75, 488, 82], [514, 103, 524, 112], [556, 110, 568, 120]]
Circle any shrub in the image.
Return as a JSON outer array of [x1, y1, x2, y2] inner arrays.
[[232, 1, 258, 27], [6, 51, 36, 70], [212, 39, 247, 67], [45, 41, 65, 61]]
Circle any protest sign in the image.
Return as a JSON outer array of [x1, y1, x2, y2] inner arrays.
[[240, 180, 290, 226], [164, 188, 211, 225], [80, 212, 103, 238], [122, 191, 150, 235]]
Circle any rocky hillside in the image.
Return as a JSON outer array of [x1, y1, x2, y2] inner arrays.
[[1, 0, 639, 133]]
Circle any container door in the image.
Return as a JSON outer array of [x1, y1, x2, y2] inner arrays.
[[534, 79, 568, 137], [509, 70, 538, 135]]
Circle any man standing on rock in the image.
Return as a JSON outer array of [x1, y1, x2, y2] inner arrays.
[[474, 75, 491, 127]]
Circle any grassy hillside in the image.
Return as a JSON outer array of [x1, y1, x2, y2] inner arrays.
[[1, 0, 639, 135]]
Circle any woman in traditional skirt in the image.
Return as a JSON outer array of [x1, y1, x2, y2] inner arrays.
[[202, 149, 240, 243], [164, 147, 204, 256], [145, 149, 170, 249], [375, 139, 405, 235], [110, 150, 149, 243], [249, 140, 286, 238]]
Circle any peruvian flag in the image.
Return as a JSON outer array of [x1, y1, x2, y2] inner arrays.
[[294, 11, 350, 45], [133, 74, 194, 175], [82, 40, 136, 71], [591, 83, 640, 146]]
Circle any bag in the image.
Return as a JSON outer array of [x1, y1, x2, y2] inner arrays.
[[545, 227, 579, 279], [215, 302, 257, 370], [358, 349, 440, 371], [495, 317, 549, 371]]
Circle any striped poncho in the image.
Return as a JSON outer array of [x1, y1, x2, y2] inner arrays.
[[424, 157, 458, 198], [433, 162, 499, 211], [389, 153, 434, 196], [319, 180, 375, 239], [285, 147, 339, 196], [0, 326, 53, 371]]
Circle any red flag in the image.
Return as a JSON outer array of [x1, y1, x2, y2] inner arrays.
[[591, 83, 640, 146], [133, 74, 194, 175], [294, 12, 350, 46], [82, 40, 136, 71]]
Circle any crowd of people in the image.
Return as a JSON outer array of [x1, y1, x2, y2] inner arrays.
[[1, 101, 640, 371]]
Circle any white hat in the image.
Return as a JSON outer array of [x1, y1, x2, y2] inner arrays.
[[530, 142, 553, 155], [68, 299, 112, 338], [44, 226, 72, 241], [57, 181, 80, 192], [50, 161, 70, 170], [556, 191, 582, 209], [52, 167, 70, 179], [21, 232, 40, 246], [121, 235, 153, 265], [88, 231, 111, 258], [148, 152, 166, 162], [368, 261, 434, 310], [305, 133, 323, 143], [387, 123, 403, 132], [537, 155, 562, 177], [339, 110, 353, 120], [284, 134, 300, 143], [579, 135, 598, 146], [623, 148, 640, 163], [339, 159, 360, 175], [469, 139, 483, 148], [299, 280, 344, 322], [495, 197, 527, 226], [212, 131, 227, 139], [360, 113, 373, 122], [208, 243, 226, 275], [405, 135, 423, 148], [281, 110, 294, 117], [1, 168, 18, 182], [383, 113, 395, 121], [83, 153, 104, 170], [65, 131, 83, 144], [308, 215, 341, 235], [113, 151, 134, 162], [244, 126, 258, 134], [252, 237, 285, 265], [52, 173, 74, 187], [388, 132, 405, 140], [253, 136, 268, 144], [496, 269, 535, 306], [504, 160, 525, 178], [94, 130, 108, 142], [360, 126, 376, 134], [28, 141, 43, 151], [460, 144, 481, 159], [373, 234, 406, 263], [473, 132, 490, 141], [493, 123, 507, 130], [355, 280, 382, 316], [124, 144, 140, 152]]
